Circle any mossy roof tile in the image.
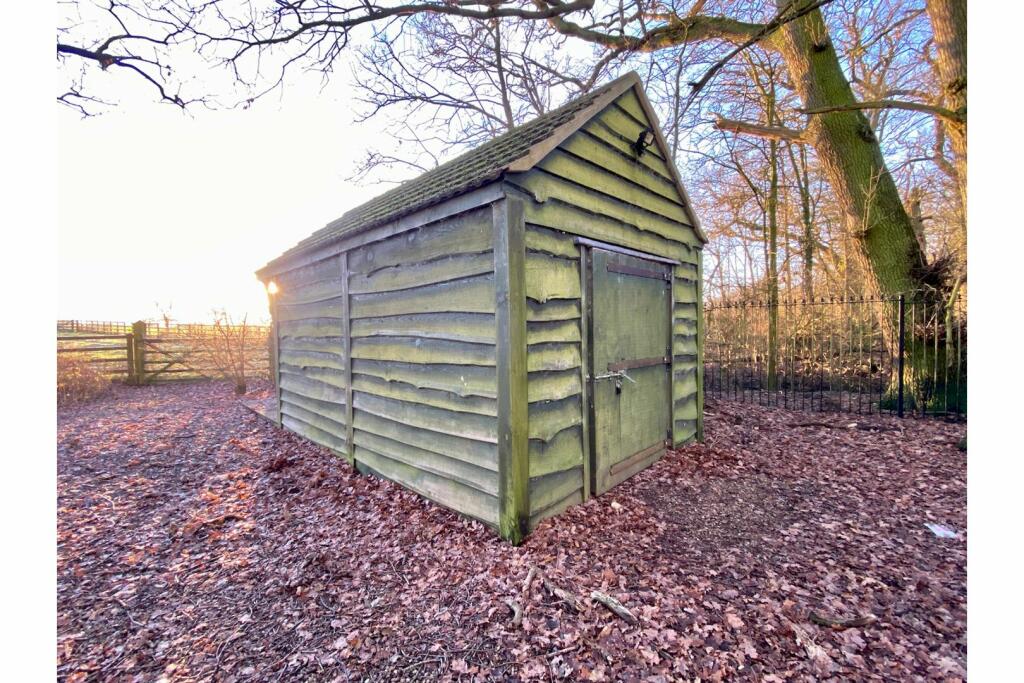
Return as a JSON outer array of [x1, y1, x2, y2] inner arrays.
[[272, 75, 634, 262]]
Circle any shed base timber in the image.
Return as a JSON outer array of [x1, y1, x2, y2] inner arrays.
[[240, 397, 279, 424]]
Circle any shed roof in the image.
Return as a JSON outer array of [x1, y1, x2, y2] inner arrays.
[[262, 72, 703, 274]]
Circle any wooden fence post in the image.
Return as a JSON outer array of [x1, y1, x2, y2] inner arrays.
[[126, 332, 136, 384], [131, 320, 147, 384]]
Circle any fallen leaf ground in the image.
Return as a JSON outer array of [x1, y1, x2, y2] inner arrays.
[[57, 382, 966, 681]]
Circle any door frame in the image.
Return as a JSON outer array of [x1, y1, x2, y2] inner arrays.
[[577, 237, 680, 499]]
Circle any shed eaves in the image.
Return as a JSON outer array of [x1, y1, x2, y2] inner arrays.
[[268, 74, 638, 266]]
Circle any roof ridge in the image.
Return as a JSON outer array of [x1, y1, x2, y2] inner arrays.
[[263, 72, 644, 271], [317, 71, 638, 236]]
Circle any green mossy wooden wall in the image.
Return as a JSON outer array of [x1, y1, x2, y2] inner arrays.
[[507, 88, 703, 529], [274, 257, 349, 455], [349, 206, 501, 527], [271, 206, 504, 528], [264, 84, 703, 542]]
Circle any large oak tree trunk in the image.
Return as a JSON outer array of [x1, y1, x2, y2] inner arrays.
[[765, 2, 963, 411], [769, 4, 927, 303], [551, 0, 966, 410]]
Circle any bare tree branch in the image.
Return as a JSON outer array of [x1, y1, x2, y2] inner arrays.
[[714, 115, 807, 143], [346, 7, 608, 180], [56, 0, 597, 113], [535, 1, 764, 50], [680, 0, 835, 113], [801, 99, 964, 123]]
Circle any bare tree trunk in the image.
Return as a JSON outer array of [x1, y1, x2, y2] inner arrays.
[[925, 0, 967, 213], [766, 132, 780, 391], [907, 188, 929, 256], [788, 143, 815, 301], [491, 19, 516, 130]]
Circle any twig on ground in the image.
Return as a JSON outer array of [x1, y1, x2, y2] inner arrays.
[[111, 597, 142, 627], [389, 560, 410, 586], [788, 620, 835, 672], [790, 420, 896, 432], [543, 576, 582, 612], [186, 513, 243, 535], [508, 566, 539, 626], [590, 591, 637, 625], [506, 599, 523, 626], [809, 611, 877, 630], [545, 644, 580, 658], [523, 566, 538, 596]]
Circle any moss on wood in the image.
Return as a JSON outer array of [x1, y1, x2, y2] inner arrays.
[[354, 447, 498, 526], [537, 149, 691, 225], [349, 252, 493, 295], [347, 207, 492, 274], [353, 430, 498, 496], [351, 312, 495, 344], [280, 388, 347, 424], [352, 359, 497, 399], [528, 395, 583, 443], [352, 336, 496, 366], [350, 274, 495, 319], [352, 373, 498, 417], [282, 413, 348, 453], [529, 466, 583, 516], [526, 343, 581, 372], [528, 425, 584, 478], [527, 298, 581, 322], [527, 369, 583, 404], [524, 225, 580, 258], [353, 410, 497, 471], [525, 252, 580, 302], [527, 319, 581, 345], [279, 371, 347, 404], [278, 349, 346, 372], [353, 393, 498, 444]]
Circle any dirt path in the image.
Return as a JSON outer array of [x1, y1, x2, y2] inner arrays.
[[58, 383, 966, 681]]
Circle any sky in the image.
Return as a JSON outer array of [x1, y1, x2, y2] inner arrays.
[[57, 73, 400, 324]]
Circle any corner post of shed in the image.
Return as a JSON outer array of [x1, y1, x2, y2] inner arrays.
[[266, 283, 283, 427], [695, 250, 705, 442], [494, 194, 529, 544], [340, 251, 355, 465]]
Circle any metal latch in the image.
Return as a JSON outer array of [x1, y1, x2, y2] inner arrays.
[[594, 369, 635, 395], [593, 370, 636, 383]]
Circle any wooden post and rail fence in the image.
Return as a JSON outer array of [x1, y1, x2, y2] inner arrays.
[[57, 319, 271, 385]]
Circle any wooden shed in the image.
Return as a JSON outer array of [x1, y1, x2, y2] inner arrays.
[[256, 72, 706, 543]]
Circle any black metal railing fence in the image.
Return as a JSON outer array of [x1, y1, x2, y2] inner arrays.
[[703, 293, 966, 418]]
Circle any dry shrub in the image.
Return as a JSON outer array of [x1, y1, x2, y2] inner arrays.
[[196, 310, 268, 394], [57, 355, 112, 405]]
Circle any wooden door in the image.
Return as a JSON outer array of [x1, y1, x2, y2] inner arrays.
[[587, 248, 673, 495]]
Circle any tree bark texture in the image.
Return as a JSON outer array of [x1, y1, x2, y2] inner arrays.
[[924, 0, 967, 212], [767, 3, 927, 302]]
